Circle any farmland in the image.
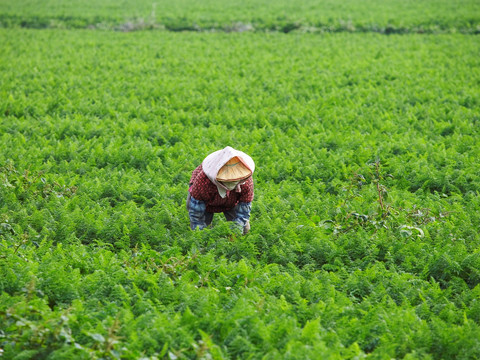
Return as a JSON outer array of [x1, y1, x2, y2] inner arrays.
[[1, 1, 480, 359], [1, 0, 480, 33]]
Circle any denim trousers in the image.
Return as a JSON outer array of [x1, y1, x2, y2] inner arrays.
[[186, 193, 237, 228]]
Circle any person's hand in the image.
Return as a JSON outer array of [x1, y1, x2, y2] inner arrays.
[[243, 220, 250, 235]]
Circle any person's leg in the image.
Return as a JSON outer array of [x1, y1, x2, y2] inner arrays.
[[187, 193, 213, 229], [187, 193, 194, 229], [223, 208, 236, 222], [205, 212, 214, 227]]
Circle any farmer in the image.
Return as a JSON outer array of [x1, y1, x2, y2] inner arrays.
[[187, 146, 255, 234]]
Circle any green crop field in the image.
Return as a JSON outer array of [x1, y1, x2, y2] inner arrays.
[[1, 1, 480, 359], [1, 0, 480, 33]]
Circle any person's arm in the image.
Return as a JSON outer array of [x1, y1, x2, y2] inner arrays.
[[235, 177, 254, 233], [233, 202, 252, 232], [188, 195, 207, 230]]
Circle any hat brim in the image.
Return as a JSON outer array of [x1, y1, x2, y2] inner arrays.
[[216, 157, 252, 182]]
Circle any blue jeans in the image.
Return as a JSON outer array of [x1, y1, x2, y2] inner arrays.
[[186, 193, 236, 229]]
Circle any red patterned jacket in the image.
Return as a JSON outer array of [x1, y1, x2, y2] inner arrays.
[[189, 165, 254, 213]]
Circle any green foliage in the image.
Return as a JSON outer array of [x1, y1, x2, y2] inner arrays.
[[1, 3, 480, 359], [0, 0, 479, 33]]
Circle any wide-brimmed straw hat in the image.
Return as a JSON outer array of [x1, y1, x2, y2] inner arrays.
[[216, 156, 252, 182]]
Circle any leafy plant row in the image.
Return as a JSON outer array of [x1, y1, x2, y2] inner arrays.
[[0, 0, 479, 33], [1, 15, 479, 34], [2, 234, 480, 359]]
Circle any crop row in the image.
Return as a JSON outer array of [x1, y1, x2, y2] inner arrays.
[[1, 0, 479, 33]]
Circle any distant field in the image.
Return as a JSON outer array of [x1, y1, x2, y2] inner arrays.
[[1, 27, 480, 358], [1, 0, 480, 32], [2, 30, 479, 192]]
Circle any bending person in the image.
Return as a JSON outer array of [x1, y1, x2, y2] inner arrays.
[[187, 146, 255, 234]]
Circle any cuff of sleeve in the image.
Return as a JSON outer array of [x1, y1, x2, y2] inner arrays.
[[234, 202, 252, 227]]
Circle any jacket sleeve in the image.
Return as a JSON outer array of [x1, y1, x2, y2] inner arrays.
[[233, 202, 252, 227], [238, 176, 254, 203]]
